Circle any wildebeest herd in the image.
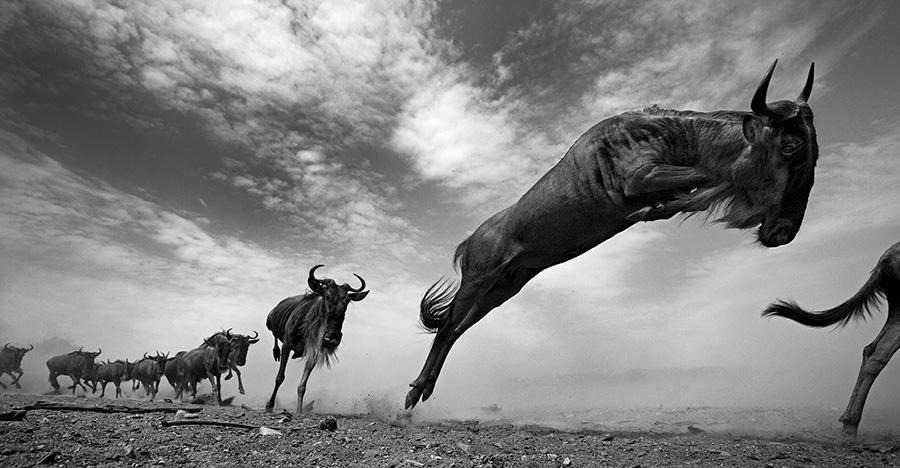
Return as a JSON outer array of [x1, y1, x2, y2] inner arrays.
[[2, 60, 898, 439]]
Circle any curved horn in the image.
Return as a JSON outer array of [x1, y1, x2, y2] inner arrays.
[[347, 274, 366, 293], [26, 344, 34, 351], [751, 59, 778, 117], [78, 346, 84, 352], [797, 62, 814, 102], [3, 343, 9, 349], [249, 330, 259, 340], [96, 348, 101, 355], [143, 352, 150, 359], [225, 328, 233, 339], [308, 264, 325, 293]]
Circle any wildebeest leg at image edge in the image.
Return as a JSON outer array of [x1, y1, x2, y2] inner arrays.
[[840, 304, 900, 438]]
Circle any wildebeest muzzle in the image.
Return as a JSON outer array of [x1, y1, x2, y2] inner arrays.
[[323, 331, 343, 348]]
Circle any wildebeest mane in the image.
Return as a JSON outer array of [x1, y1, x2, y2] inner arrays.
[[268, 292, 335, 368]]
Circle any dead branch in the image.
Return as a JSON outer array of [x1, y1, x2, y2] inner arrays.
[[21, 401, 202, 414], [161, 419, 258, 430]]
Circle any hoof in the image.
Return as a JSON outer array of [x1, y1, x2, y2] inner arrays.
[[405, 386, 423, 410], [239, 388, 245, 395], [14, 384, 22, 389]]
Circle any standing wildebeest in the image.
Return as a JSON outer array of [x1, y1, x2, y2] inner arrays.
[[406, 60, 820, 409], [763, 241, 900, 439], [179, 331, 235, 405], [265, 265, 369, 414], [46, 348, 101, 394], [0, 343, 33, 389], [96, 359, 133, 398], [221, 331, 260, 395], [132, 352, 169, 400]]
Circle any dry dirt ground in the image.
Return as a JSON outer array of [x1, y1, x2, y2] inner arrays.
[[1, 393, 898, 467]]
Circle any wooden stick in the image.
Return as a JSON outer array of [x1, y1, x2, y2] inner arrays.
[[161, 420, 258, 430], [21, 402, 202, 414]]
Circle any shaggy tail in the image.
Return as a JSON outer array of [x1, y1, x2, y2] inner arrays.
[[419, 278, 458, 333], [762, 259, 890, 328]]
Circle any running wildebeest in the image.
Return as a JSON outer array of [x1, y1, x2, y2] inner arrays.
[[178, 331, 235, 405], [83, 363, 101, 394], [763, 241, 900, 439], [0, 343, 33, 390], [95, 359, 133, 398], [221, 331, 260, 395], [164, 352, 186, 394], [46, 348, 102, 394], [132, 352, 169, 400], [265, 265, 369, 414], [406, 60, 820, 409]]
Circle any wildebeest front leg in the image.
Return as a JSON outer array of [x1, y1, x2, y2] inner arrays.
[[296, 357, 317, 414], [839, 313, 900, 439], [11, 369, 23, 389], [69, 377, 87, 394], [624, 165, 712, 221], [265, 340, 293, 412], [234, 367, 245, 395]]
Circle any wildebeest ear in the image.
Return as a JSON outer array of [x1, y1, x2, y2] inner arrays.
[[742, 114, 771, 144], [348, 290, 369, 302]]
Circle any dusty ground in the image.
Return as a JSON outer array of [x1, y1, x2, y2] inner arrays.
[[1, 393, 898, 467]]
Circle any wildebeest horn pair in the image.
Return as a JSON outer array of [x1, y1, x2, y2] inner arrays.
[[751, 60, 815, 119], [307, 264, 366, 294]]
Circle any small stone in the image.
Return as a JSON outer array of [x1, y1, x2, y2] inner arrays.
[[319, 416, 338, 432], [456, 442, 471, 453], [563, 457, 572, 466], [547, 453, 558, 460], [37, 451, 59, 465], [259, 426, 283, 436], [600, 434, 615, 442]]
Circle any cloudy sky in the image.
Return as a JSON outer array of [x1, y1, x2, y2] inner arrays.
[[2, 0, 899, 418]]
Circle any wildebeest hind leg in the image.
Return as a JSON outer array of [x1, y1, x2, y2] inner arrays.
[[839, 307, 900, 439], [407, 266, 539, 408]]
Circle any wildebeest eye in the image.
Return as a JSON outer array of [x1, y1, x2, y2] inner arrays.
[[780, 143, 802, 156]]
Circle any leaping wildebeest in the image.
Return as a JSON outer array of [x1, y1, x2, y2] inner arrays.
[[46, 348, 102, 394], [406, 60, 820, 409], [265, 265, 369, 414], [221, 330, 260, 395], [132, 352, 169, 400], [763, 241, 900, 439], [0, 343, 33, 389], [178, 331, 236, 405]]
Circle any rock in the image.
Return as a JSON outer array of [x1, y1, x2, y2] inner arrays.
[[319, 416, 338, 431], [0, 410, 27, 421], [36, 451, 59, 465], [259, 426, 283, 436], [562, 457, 572, 466], [457, 442, 471, 453], [600, 433, 615, 441], [401, 459, 424, 467], [687, 425, 705, 434]]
